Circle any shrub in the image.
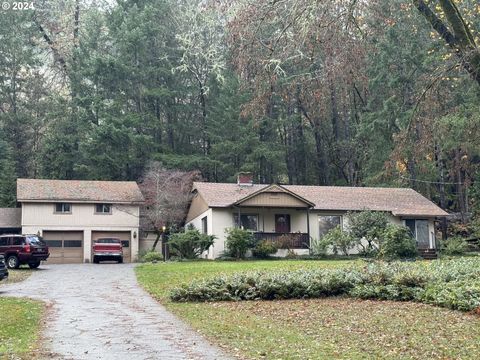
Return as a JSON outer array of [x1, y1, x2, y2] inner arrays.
[[140, 251, 163, 263], [310, 237, 331, 256], [378, 224, 418, 260], [225, 227, 255, 259], [252, 240, 278, 259], [168, 227, 215, 259], [348, 210, 389, 253], [321, 226, 355, 256], [442, 236, 468, 256], [169, 258, 480, 312]]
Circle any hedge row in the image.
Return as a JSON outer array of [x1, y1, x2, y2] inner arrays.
[[170, 258, 480, 312]]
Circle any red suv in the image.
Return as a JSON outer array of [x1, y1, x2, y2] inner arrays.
[[0, 234, 50, 269]]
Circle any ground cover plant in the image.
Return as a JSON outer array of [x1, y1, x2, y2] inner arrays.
[[170, 258, 480, 312], [0, 297, 44, 357], [136, 259, 480, 359]]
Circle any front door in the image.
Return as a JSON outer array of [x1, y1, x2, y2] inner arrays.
[[275, 214, 291, 233], [416, 220, 430, 249], [405, 219, 430, 249]]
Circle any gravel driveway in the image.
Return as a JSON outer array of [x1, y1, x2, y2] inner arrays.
[[0, 264, 230, 360]]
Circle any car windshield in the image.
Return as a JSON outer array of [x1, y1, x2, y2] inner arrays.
[[95, 238, 121, 244], [26, 236, 46, 245]]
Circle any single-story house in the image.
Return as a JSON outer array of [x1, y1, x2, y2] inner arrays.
[[0, 208, 21, 235], [186, 177, 449, 259], [17, 178, 144, 263]]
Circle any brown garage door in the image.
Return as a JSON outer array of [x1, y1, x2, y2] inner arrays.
[[43, 231, 84, 264], [91, 231, 131, 263]]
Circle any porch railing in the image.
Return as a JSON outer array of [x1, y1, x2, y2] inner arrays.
[[253, 232, 310, 249]]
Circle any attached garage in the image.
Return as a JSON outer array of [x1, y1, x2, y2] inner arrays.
[[92, 231, 131, 263], [43, 231, 84, 264]]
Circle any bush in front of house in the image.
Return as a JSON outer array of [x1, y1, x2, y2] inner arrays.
[[347, 210, 389, 254], [377, 224, 418, 260], [441, 236, 468, 256], [252, 240, 278, 259], [168, 226, 216, 259], [321, 226, 356, 256], [169, 258, 480, 312], [224, 227, 255, 259], [140, 250, 163, 263]]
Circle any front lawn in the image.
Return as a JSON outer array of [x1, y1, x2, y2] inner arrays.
[[136, 259, 480, 359], [0, 297, 44, 357], [0, 268, 34, 286]]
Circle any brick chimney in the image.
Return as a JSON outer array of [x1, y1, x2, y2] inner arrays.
[[237, 172, 253, 186]]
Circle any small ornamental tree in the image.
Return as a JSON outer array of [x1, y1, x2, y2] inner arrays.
[[139, 162, 201, 251], [347, 210, 389, 253], [322, 226, 356, 256], [168, 225, 216, 259]]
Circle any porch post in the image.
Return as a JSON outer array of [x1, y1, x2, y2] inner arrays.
[[237, 206, 241, 228], [306, 207, 311, 251]]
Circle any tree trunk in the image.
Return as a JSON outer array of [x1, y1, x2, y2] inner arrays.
[[434, 143, 448, 240]]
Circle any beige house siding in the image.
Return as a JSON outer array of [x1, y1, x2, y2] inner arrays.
[[188, 207, 437, 259], [238, 192, 309, 208], [22, 202, 140, 262], [186, 194, 209, 223], [22, 202, 139, 227]]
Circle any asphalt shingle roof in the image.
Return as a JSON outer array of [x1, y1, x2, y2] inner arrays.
[[17, 179, 144, 204], [0, 208, 21, 228], [193, 182, 448, 217]]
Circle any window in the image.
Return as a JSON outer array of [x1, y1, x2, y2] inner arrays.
[[44, 240, 62, 247], [319, 215, 342, 238], [55, 203, 71, 214], [121, 240, 130, 248], [0, 237, 9, 246], [64, 240, 82, 248], [12, 237, 24, 246], [201, 216, 208, 234], [95, 204, 112, 214], [233, 214, 258, 231]]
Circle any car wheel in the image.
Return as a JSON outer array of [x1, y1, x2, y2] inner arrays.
[[28, 261, 41, 269], [118, 258, 123, 264], [93, 256, 98, 264], [6, 255, 20, 269]]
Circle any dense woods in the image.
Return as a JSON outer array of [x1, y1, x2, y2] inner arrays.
[[1, 0, 480, 235]]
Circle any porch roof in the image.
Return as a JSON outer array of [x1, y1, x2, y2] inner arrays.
[[192, 182, 448, 217]]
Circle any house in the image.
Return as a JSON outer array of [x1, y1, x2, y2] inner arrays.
[[0, 208, 21, 235], [185, 176, 449, 259], [17, 179, 144, 263]]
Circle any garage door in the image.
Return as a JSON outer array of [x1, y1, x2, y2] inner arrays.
[[91, 231, 131, 263], [43, 231, 84, 264]]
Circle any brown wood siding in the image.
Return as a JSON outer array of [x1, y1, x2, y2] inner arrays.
[[239, 192, 309, 208], [92, 231, 131, 263], [186, 193, 209, 222], [43, 231, 84, 264]]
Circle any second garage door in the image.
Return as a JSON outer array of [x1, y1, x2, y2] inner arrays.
[[43, 231, 84, 264], [91, 231, 131, 263]]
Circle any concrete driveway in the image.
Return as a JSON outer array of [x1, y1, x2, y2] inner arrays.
[[0, 264, 230, 360]]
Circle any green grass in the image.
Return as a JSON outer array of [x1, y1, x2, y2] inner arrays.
[[0, 268, 34, 286], [136, 259, 480, 359], [0, 297, 44, 357]]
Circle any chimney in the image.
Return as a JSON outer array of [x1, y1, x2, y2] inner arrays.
[[237, 172, 253, 186]]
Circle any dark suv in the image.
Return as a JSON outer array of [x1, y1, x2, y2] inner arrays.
[[0, 234, 50, 269], [0, 255, 8, 281]]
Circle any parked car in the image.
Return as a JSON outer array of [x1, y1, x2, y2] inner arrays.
[[92, 238, 123, 264], [0, 255, 8, 281], [0, 234, 50, 269]]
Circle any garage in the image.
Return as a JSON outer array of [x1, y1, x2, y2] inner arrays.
[[92, 231, 131, 263], [43, 231, 84, 264]]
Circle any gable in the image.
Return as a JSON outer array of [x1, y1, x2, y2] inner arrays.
[[186, 192, 209, 222], [235, 185, 313, 208]]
